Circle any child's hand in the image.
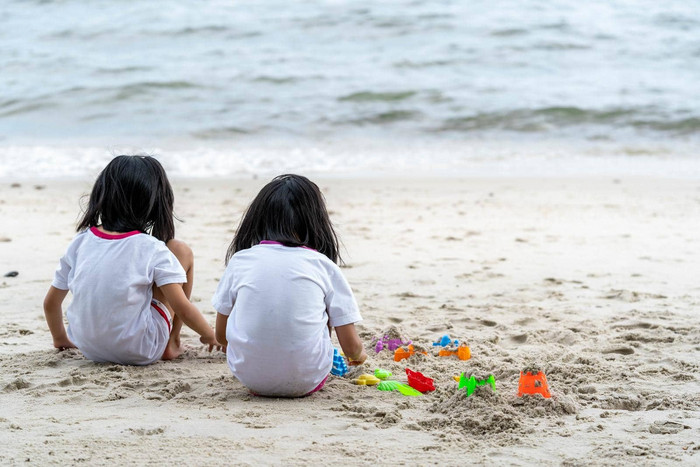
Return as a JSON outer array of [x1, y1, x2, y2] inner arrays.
[[336, 323, 366, 366], [53, 336, 77, 351], [199, 331, 221, 353], [347, 350, 367, 366]]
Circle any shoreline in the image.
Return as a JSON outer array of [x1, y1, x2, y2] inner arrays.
[[1, 140, 699, 181], [1, 171, 700, 187]]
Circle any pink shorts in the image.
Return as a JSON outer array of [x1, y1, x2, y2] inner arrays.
[[306, 375, 328, 395]]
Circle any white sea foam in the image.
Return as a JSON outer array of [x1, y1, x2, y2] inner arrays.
[[1, 141, 697, 180]]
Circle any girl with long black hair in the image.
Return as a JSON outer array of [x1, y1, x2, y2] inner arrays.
[[213, 174, 366, 397], [43, 155, 218, 365]]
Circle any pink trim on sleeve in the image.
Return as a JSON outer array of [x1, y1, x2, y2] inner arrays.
[[90, 227, 141, 240]]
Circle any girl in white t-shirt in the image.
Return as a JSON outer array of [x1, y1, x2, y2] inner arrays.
[[43, 155, 219, 365], [212, 174, 367, 397]]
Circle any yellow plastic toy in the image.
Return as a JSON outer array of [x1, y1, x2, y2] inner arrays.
[[355, 374, 381, 386]]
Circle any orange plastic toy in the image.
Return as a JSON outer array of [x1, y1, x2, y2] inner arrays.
[[517, 371, 551, 398], [393, 345, 427, 362], [438, 344, 471, 361]]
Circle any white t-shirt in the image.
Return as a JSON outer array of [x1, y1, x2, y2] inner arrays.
[[52, 227, 186, 365], [212, 243, 362, 397]]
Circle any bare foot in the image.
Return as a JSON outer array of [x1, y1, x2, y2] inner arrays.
[[161, 338, 184, 360]]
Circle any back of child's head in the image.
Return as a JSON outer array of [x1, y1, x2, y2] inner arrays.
[[227, 174, 341, 264], [77, 155, 176, 242]]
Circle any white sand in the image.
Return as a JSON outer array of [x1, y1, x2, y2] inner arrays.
[[1, 176, 698, 465]]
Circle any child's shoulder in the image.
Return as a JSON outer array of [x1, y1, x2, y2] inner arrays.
[[128, 233, 175, 256], [292, 247, 343, 275], [65, 228, 91, 247], [132, 233, 166, 246]]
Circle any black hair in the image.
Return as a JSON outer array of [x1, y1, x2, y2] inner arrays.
[[77, 155, 177, 242], [226, 174, 341, 264]]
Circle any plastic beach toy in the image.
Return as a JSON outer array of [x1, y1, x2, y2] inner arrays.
[[377, 380, 400, 392], [330, 348, 348, 376], [438, 344, 471, 361], [432, 334, 459, 347], [377, 380, 422, 397], [405, 368, 435, 392], [355, 374, 381, 386], [374, 368, 392, 380], [374, 335, 411, 353], [393, 345, 427, 362], [517, 371, 551, 398], [457, 373, 497, 397], [395, 384, 422, 396]]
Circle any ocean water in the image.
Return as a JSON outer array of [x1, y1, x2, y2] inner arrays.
[[1, 0, 698, 178]]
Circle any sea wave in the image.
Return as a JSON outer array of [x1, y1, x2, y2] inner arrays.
[[435, 107, 700, 136], [0, 0, 699, 155]]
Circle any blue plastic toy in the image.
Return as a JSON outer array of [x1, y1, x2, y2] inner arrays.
[[432, 334, 459, 347], [331, 348, 349, 376]]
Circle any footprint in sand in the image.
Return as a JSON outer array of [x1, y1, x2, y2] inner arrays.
[[544, 277, 563, 285], [510, 333, 528, 343], [604, 289, 667, 302], [57, 375, 88, 387], [648, 421, 690, 435], [3, 378, 31, 392], [480, 320, 497, 327], [127, 427, 166, 436], [427, 324, 453, 332], [612, 321, 656, 330], [602, 347, 635, 355]]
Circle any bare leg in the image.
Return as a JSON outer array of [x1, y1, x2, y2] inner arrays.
[[153, 239, 194, 360]]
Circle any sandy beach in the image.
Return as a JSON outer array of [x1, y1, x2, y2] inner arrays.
[[0, 176, 698, 465]]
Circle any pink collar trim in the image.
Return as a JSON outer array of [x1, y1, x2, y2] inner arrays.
[[259, 240, 317, 252], [90, 226, 141, 240]]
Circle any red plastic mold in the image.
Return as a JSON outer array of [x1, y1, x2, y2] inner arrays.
[[405, 368, 435, 392]]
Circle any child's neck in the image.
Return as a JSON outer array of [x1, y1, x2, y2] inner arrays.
[[96, 225, 128, 235]]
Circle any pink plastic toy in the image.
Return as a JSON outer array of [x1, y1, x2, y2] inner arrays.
[[373, 335, 411, 353]]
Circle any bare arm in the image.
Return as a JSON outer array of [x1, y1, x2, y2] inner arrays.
[[335, 323, 367, 365], [43, 286, 76, 350], [159, 283, 218, 348], [215, 313, 228, 349]]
